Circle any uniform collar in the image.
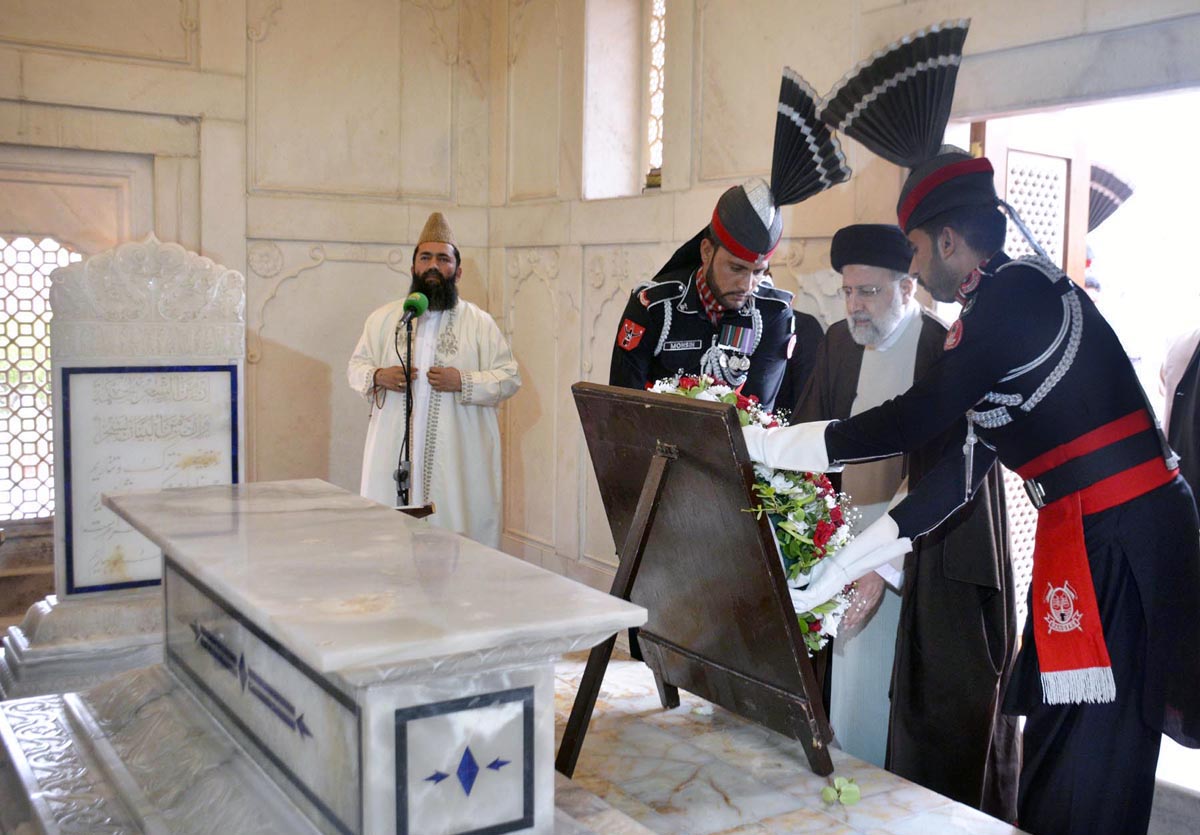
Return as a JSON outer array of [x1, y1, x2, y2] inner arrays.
[[695, 267, 725, 325]]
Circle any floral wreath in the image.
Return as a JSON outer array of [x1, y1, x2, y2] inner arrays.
[[647, 373, 855, 655]]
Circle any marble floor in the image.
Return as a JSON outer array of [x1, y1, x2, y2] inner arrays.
[[553, 652, 1026, 835]]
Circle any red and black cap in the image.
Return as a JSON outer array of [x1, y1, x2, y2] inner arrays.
[[711, 178, 784, 263], [830, 224, 913, 273], [896, 150, 998, 232]]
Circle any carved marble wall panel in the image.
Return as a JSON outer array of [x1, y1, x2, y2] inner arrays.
[[764, 239, 845, 329], [249, 0, 405, 196], [578, 243, 670, 567], [0, 146, 153, 255], [398, 0, 459, 199], [695, 0, 852, 183], [507, 0, 562, 201], [502, 247, 580, 557], [0, 0, 198, 66]]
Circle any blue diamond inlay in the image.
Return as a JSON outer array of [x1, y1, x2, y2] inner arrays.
[[425, 770, 449, 784], [487, 757, 510, 771], [456, 747, 480, 796]]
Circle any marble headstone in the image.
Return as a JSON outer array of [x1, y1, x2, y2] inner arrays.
[[0, 235, 245, 698]]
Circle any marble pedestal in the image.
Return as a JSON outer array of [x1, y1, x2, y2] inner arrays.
[[0, 479, 644, 835], [0, 590, 163, 700]]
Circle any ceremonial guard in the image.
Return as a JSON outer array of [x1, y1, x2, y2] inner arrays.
[[610, 69, 852, 412], [745, 21, 1200, 835]]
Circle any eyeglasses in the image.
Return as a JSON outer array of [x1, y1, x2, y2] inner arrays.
[[836, 285, 885, 299]]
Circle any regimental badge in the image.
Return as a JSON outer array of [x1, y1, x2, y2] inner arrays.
[[618, 318, 646, 351], [638, 288, 651, 307], [1044, 580, 1083, 633], [944, 319, 963, 350]]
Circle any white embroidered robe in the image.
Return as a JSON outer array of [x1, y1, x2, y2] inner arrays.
[[348, 299, 520, 548]]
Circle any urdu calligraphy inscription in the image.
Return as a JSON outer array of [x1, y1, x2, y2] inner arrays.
[[62, 366, 238, 594]]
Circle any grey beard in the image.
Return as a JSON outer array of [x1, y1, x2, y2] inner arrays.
[[849, 306, 905, 348]]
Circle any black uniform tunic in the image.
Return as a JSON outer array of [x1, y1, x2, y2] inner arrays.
[[822, 253, 1200, 835], [608, 266, 796, 411]]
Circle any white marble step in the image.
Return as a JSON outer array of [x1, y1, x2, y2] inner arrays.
[[0, 666, 322, 835]]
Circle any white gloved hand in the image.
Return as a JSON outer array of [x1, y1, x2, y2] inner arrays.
[[742, 420, 840, 472], [787, 513, 913, 613]]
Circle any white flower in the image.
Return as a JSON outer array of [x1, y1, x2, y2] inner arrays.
[[769, 473, 791, 492], [753, 463, 773, 480], [708, 384, 733, 396], [824, 495, 837, 509], [694, 390, 719, 402]]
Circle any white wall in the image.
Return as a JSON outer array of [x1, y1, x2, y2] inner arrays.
[[3, 0, 1200, 588]]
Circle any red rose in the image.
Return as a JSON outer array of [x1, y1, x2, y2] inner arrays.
[[830, 506, 844, 526], [810, 619, 822, 632], [734, 392, 753, 411], [813, 519, 835, 549], [678, 376, 698, 391]]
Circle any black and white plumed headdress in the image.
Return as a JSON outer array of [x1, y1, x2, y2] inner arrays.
[[816, 19, 1046, 257], [706, 69, 852, 263], [1088, 165, 1134, 233]]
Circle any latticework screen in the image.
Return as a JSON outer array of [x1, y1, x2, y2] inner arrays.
[[645, 0, 665, 178], [1003, 150, 1068, 268], [1002, 466, 1037, 635], [1, 235, 81, 520]]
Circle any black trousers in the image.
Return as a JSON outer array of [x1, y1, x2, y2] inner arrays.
[[1014, 507, 1162, 835]]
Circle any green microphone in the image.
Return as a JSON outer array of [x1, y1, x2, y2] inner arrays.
[[399, 291, 429, 326]]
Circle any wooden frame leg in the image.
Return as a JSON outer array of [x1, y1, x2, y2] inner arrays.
[[555, 446, 675, 777]]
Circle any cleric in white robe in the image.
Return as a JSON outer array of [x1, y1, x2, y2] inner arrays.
[[348, 212, 521, 548]]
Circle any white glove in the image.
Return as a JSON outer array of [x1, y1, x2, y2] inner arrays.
[[788, 513, 913, 613], [742, 420, 840, 472]]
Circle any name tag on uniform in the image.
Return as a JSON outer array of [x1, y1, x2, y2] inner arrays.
[[663, 339, 702, 351]]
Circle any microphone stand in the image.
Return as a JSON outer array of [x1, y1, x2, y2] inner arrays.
[[395, 318, 415, 506]]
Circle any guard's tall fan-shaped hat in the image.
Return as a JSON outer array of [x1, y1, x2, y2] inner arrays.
[[659, 69, 852, 276], [818, 20, 1037, 247]]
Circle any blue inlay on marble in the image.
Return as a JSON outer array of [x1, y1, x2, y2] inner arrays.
[[395, 686, 535, 835], [457, 747, 480, 796], [190, 619, 314, 741]]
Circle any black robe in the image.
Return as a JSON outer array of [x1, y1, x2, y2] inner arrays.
[[793, 312, 1019, 820], [823, 254, 1200, 835], [1167, 337, 1200, 503]]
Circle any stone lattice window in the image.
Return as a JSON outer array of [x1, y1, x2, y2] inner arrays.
[[1, 236, 80, 520], [645, 0, 665, 187]]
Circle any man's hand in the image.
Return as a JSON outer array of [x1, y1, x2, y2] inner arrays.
[[428, 366, 462, 393], [842, 570, 886, 630], [374, 365, 415, 392]]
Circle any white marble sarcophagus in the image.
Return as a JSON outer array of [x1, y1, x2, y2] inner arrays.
[[0, 479, 645, 834]]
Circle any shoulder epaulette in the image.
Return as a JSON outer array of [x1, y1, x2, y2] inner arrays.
[[633, 279, 685, 308], [752, 283, 794, 307], [996, 254, 1067, 283]]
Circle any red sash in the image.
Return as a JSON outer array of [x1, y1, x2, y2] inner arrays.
[[1017, 411, 1177, 704]]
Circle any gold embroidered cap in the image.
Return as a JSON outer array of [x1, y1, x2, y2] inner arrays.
[[418, 212, 456, 248]]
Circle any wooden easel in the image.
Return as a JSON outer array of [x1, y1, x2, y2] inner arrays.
[[556, 383, 833, 778]]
